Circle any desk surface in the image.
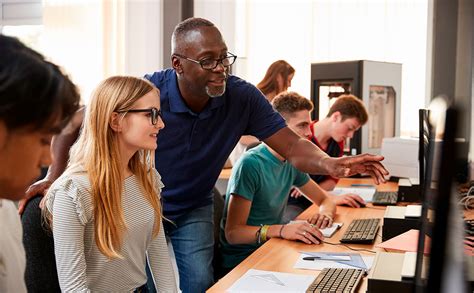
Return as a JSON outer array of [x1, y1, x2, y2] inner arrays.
[[219, 168, 232, 180], [208, 178, 397, 292]]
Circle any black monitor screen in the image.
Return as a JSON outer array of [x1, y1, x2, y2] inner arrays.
[[414, 97, 460, 293]]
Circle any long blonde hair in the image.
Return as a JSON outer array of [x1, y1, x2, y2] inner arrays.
[[48, 76, 162, 259]]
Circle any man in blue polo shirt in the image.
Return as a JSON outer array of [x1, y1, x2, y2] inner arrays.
[[21, 17, 388, 293], [144, 17, 388, 292]]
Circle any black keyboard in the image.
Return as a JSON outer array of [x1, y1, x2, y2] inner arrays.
[[306, 268, 365, 293], [372, 191, 398, 205], [340, 218, 380, 244]]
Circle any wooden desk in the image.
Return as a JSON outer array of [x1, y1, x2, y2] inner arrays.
[[219, 168, 232, 180], [208, 178, 398, 292]]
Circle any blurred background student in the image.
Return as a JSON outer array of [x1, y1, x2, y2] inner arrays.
[[256, 60, 295, 102]]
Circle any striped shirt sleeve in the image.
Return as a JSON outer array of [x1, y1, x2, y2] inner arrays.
[[147, 221, 178, 293], [51, 183, 90, 292]]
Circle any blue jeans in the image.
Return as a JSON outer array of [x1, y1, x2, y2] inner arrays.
[[164, 204, 215, 293]]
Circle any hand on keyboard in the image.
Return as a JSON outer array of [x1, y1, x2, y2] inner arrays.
[[282, 221, 324, 244], [307, 213, 333, 229], [331, 193, 366, 208]]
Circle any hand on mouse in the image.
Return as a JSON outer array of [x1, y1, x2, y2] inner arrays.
[[331, 193, 366, 208]]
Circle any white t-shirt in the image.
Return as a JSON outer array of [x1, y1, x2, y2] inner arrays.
[[0, 199, 27, 293]]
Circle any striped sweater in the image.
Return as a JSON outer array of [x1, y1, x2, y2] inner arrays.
[[45, 170, 177, 292]]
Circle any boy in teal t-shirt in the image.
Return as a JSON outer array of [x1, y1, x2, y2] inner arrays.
[[220, 92, 337, 271]]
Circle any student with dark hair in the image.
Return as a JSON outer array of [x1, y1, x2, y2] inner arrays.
[[0, 34, 80, 293], [220, 91, 336, 274], [21, 18, 388, 292], [285, 94, 370, 220], [20, 107, 85, 293]]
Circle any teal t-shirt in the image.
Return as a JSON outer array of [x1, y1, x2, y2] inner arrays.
[[219, 144, 310, 269]]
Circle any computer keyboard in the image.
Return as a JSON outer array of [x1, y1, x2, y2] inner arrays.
[[340, 218, 380, 244], [372, 191, 398, 205], [306, 268, 365, 293]]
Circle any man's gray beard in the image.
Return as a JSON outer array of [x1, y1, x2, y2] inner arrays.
[[206, 82, 226, 98]]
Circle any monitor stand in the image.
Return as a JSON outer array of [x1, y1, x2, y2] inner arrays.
[[367, 252, 415, 293]]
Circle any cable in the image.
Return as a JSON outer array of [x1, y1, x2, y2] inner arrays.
[[322, 240, 377, 254], [458, 185, 474, 210]]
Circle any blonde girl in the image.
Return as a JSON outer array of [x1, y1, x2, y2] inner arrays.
[[44, 76, 177, 292]]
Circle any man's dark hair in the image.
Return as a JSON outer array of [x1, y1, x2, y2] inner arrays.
[[0, 35, 80, 132], [171, 17, 216, 54]]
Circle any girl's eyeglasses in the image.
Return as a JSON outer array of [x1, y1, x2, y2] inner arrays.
[[118, 107, 163, 125]]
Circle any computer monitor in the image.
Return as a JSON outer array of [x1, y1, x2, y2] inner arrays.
[[414, 97, 467, 293]]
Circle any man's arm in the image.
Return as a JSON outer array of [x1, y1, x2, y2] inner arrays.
[[263, 127, 388, 184], [18, 107, 84, 214]]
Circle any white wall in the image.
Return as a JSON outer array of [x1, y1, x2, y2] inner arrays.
[[124, 0, 163, 77], [193, 0, 430, 137]]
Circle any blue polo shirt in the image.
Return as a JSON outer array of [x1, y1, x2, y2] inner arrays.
[[145, 69, 286, 220]]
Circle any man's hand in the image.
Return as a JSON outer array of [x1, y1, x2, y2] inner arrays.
[[326, 154, 389, 184], [18, 178, 52, 214], [332, 193, 366, 208]]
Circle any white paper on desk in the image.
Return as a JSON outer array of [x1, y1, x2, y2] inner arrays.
[[332, 187, 376, 203], [227, 269, 315, 293], [294, 253, 375, 271], [320, 223, 343, 238]]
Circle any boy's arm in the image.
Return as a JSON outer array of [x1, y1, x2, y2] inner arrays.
[[318, 179, 337, 191], [298, 180, 337, 228], [225, 194, 322, 245], [317, 178, 366, 208]]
